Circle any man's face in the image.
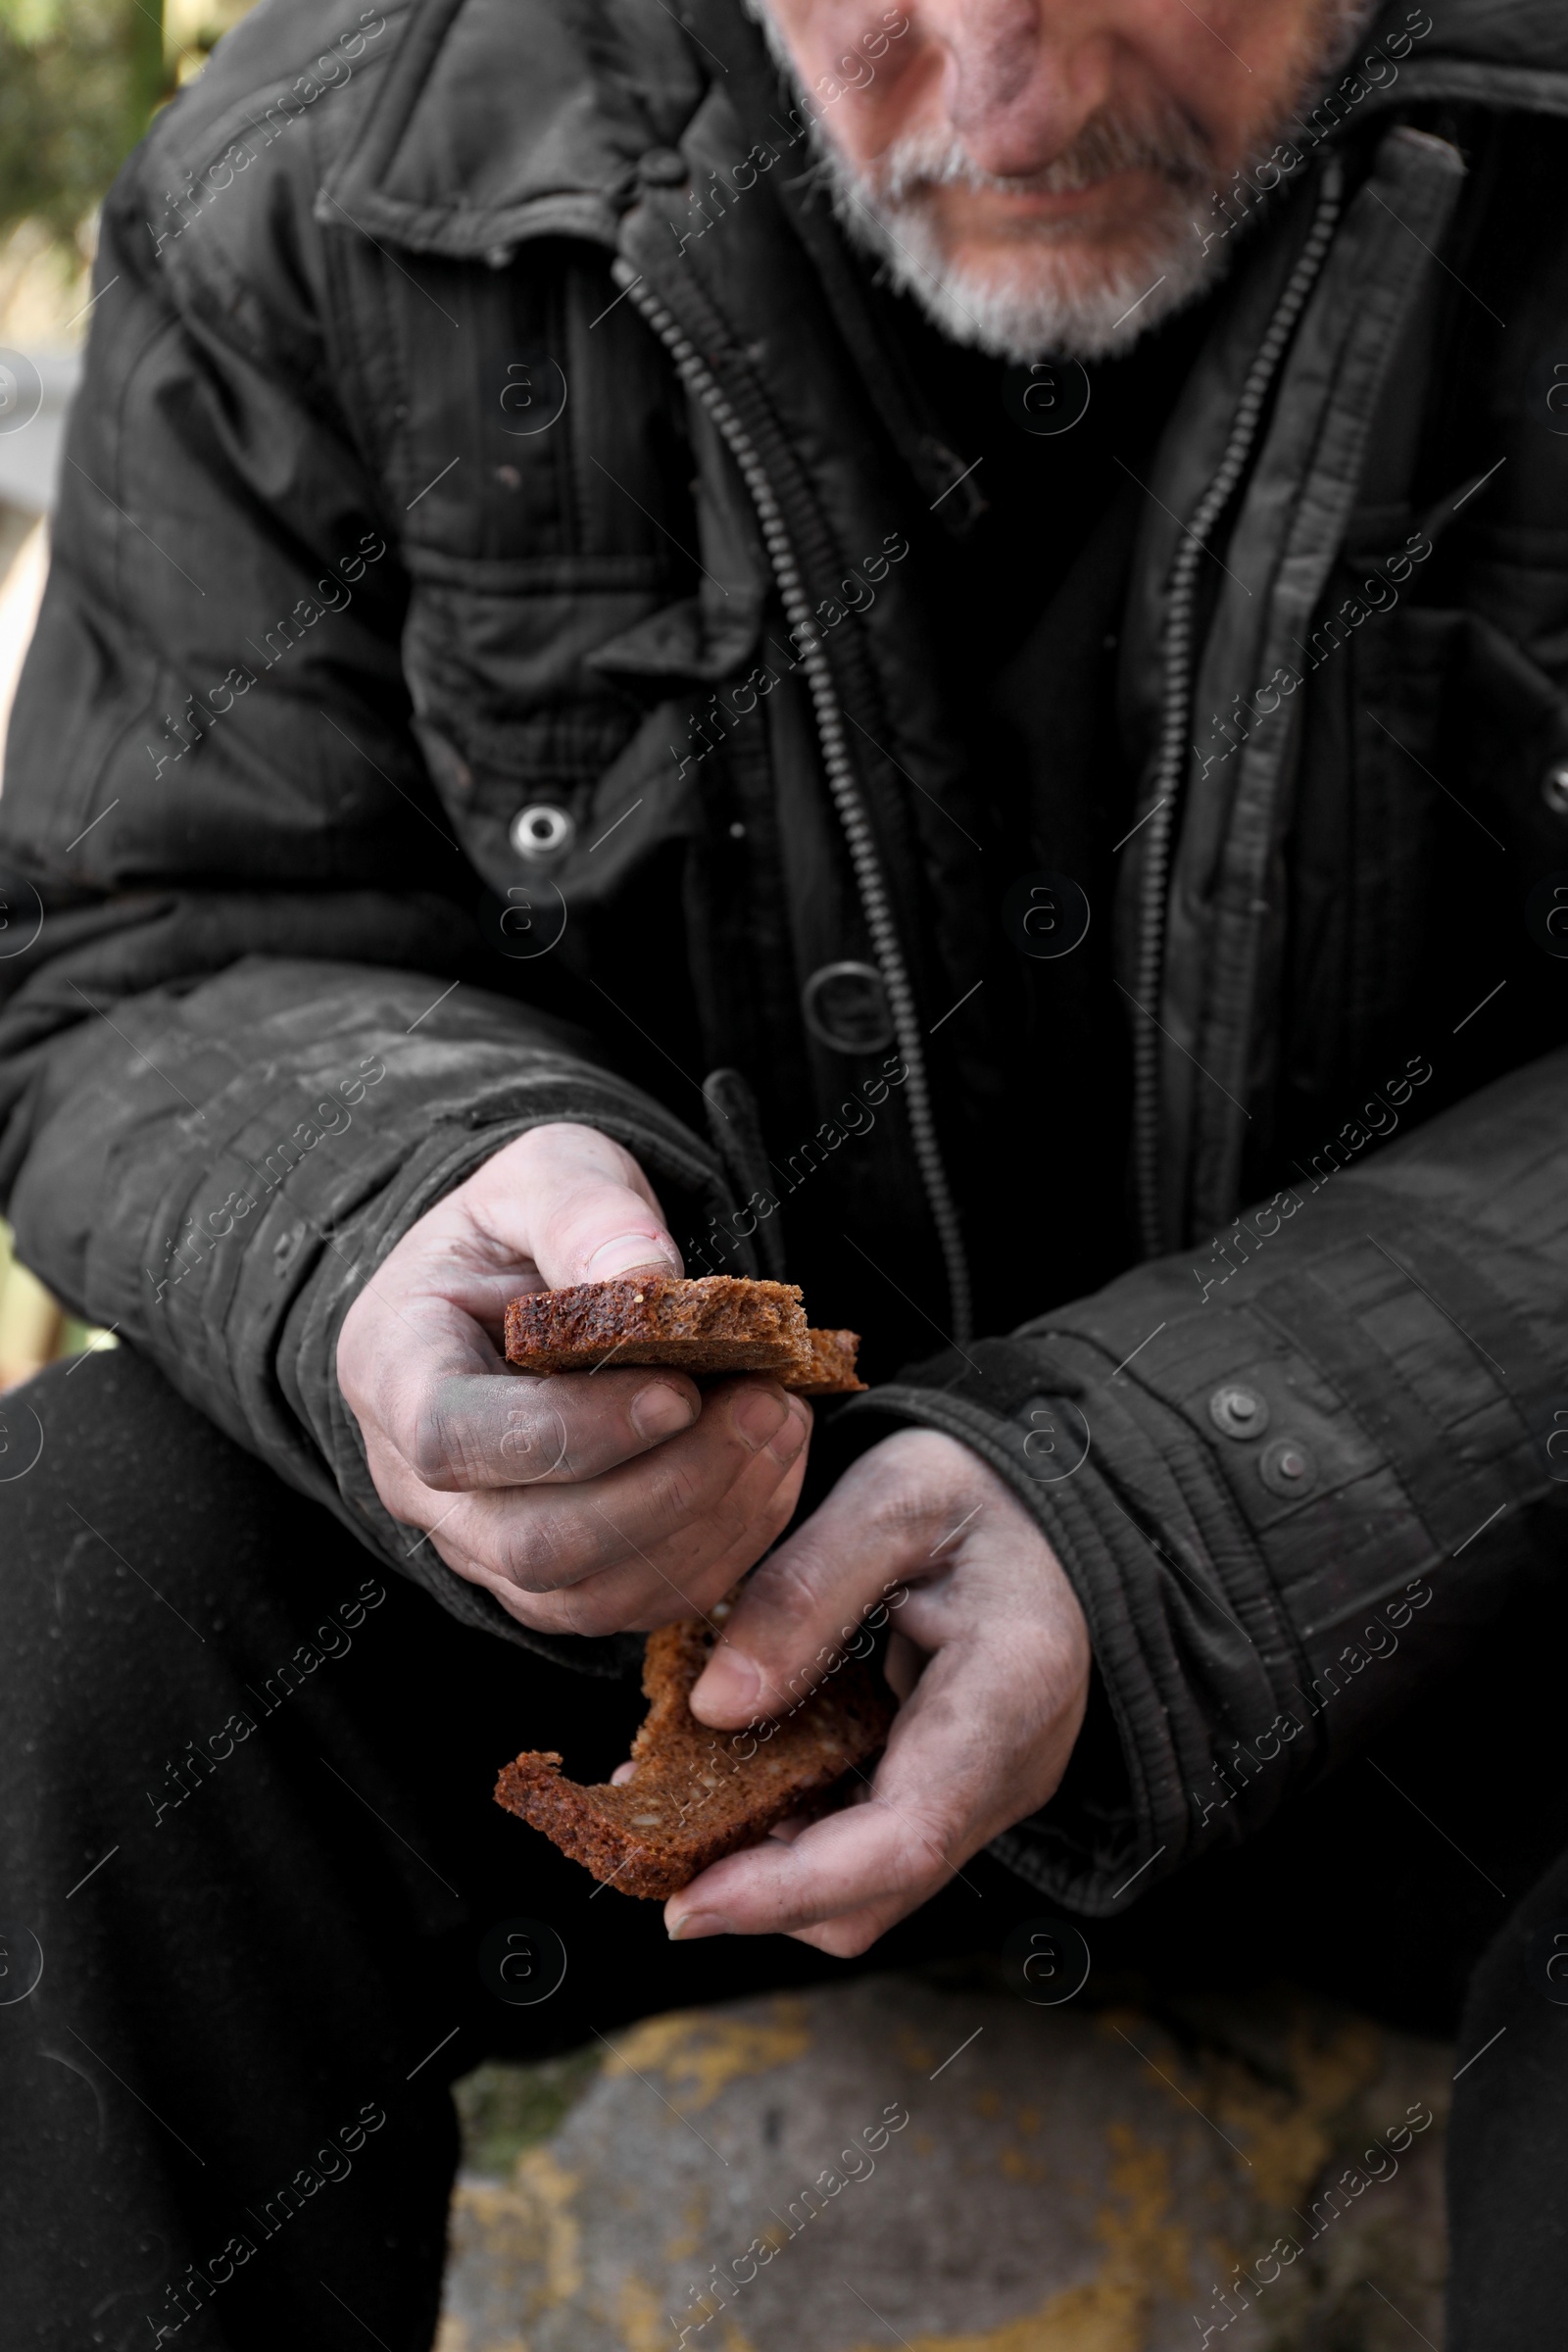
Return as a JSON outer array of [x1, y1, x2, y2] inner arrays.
[[754, 0, 1371, 358]]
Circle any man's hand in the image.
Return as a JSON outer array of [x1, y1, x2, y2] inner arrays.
[[665, 1429, 1091, 1957], [336, 1123, 811, 1639]]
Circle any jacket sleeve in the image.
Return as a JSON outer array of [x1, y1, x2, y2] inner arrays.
[[0, 111, 727, 1671], [829, 1047, 1568, 1913]]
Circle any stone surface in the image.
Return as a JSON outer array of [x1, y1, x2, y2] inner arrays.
[[438, 1965, 1450, 2352]]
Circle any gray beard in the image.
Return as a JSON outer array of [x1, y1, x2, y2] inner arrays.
[[746, 0, 1376, 362]]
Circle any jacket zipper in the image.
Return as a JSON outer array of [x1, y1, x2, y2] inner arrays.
[[1132, 158, 1344, 1258], [613, 261, 974, 1343]]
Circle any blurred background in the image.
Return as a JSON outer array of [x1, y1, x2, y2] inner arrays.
[[0, 0, 257, 1385]]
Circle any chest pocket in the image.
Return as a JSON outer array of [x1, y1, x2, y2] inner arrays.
[[382, 242, 771, 903], [402, 553, 676, 880]]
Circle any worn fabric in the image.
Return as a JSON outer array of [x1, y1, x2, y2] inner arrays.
[[0, 0, 1566, 1922]]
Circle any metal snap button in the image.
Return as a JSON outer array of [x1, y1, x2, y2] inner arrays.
[[639, 147, 688, 186], [1258, 1437, 1317, 1499], [1544, 762, 1568, 817], [510, 805, 574, 860], [1208, 1384, 1270, 1442], [801, 961, 895, 1054]]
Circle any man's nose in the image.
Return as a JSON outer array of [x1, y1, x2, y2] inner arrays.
[[916, 0, 1116, 175]]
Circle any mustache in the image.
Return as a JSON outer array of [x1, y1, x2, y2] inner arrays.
[[864, 102, 1216, 206]]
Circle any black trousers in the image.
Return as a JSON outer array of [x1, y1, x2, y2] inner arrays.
[[1, 1348, 1564, 2349]]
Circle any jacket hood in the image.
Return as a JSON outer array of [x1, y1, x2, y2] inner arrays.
[[319, 0, 1568, 260]]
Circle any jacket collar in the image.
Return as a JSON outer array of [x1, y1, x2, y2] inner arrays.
[[320, 0, 707, 257]]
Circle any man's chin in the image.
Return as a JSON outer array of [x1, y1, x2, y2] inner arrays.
[[867, 209, 1217, 365]]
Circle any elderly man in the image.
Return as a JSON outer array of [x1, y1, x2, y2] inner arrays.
[[1, 0, 1565, 2341]]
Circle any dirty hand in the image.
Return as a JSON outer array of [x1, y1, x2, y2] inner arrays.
[[666, 1428, 1092, 1955], [336, 1122, 811, 1639]]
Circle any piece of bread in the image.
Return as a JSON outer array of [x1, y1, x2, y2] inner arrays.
[[494, 1596, 894, 1899], [503, 1274, 813, 1379], [502, 1273, 865, 1393], [789, 1326, 867, 1396]]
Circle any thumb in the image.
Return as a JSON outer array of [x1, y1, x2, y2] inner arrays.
[[470, 1121, 684, 1288], [687, 1448, 920, 1729]]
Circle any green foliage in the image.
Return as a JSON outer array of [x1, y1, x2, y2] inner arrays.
[[0, 1, 171, 242], [1, 2, 72, 44]]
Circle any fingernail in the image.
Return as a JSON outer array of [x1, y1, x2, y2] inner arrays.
[[668, 1910, 729, 1941], [733, 1387, 788, 1449], [693, 1644, 761, 1718], [768, 1397, 810, 1466], [630, 1380, 695, 1443], [585, 1231, 681, 1281]]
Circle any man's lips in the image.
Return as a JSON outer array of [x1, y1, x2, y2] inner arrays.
[[917, 164, 1182, 232]]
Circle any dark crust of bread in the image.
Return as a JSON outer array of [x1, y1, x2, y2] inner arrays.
[[787, 1328, 866, 1397], [503, 1275, 811, 1379], [494, 1603, 894, 1899]]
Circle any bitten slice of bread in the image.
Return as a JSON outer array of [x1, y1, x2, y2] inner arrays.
[[790, 1327, 867, 1396], [503, 1274, 812, 1379], [494, 1599, 894, 1899]]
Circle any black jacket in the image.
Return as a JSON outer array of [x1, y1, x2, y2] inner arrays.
[[2, 0, 1566, 1913]]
